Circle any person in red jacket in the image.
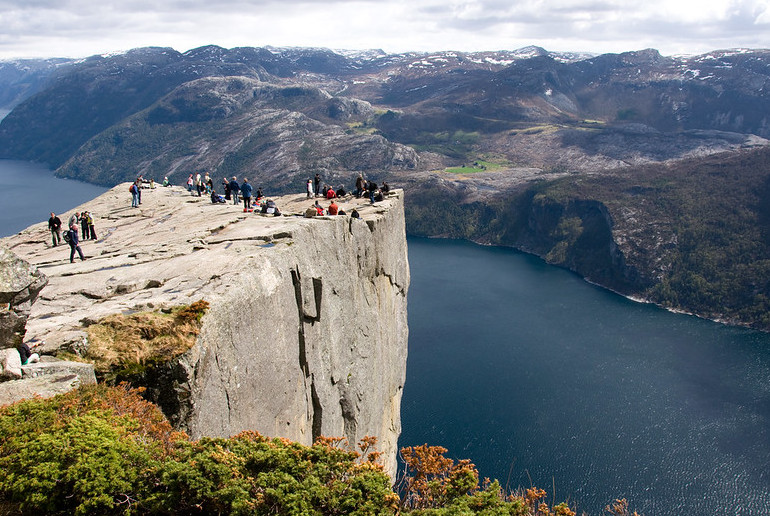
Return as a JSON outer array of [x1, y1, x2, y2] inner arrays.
[[328, 200, 339, 215]]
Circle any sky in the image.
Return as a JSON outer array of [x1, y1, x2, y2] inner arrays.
[[0, 0, 769, 60]]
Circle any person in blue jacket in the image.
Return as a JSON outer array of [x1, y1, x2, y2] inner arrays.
[[241, 178, 253, 212], [66, 225, 86, 262], [229, 177, 240, 205]]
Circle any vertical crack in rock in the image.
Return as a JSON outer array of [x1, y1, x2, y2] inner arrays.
[[311, 380, 323, 442], [291, 268, 310, 378], [214, 353, 232, 425], [291, 267, 326, 441]]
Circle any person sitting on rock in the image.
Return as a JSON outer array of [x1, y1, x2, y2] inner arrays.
[[326, 186, 336, 199], [18, 341, 40, 366], [210, 189, 226, 203], [328, 200, 339, 215], [314, 200, 324, 215], [336, 185, 346, 197]]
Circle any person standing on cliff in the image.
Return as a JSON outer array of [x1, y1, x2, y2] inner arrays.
[[130, 181, 140, 207], [66, 225, 85, 262], [222, 177, 231, 200], [48, 212, 62, 247], [80, 211, 90, 240], [306, 178, 313, 198], [314, 173, 321, 197], [229, 177, 240, 205], [241, 178, 253, 212], [86, 211, 97, 240]]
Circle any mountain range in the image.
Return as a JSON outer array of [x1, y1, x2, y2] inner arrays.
[[1, 44, 770, 329]]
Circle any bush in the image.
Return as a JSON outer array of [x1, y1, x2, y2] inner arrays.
[[0, 385, 581, 515]]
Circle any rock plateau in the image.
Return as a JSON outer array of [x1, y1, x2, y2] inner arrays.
[[0, 185, 409, 477]]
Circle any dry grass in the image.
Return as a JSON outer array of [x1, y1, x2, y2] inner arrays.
[[86, 300, 209, 375]]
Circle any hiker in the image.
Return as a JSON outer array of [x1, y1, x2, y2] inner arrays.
[[17, 341, 39, 365], [210, 189, 226, 203], [368, 181, 378, 204], [229, 177, 240, 205], [86, 211, 97, 240], [130, 181, 140, 207], [68, 212, 79, 229], [336, 184, 346, 197], [314, 173, 321, 197], [314, 200, 324, 215], [255, 187, 264, 201], [204, 173, 212, 194], [222, 177, 231, 200], [355, 175, 365, 198], [326, 186, 336, 199], [241, 178, 253, 212], [162, 176, 171, 187], [80, 211, 90, 240], [195, 173, 203, 197], [48, 212, 62, 247], [66, 225, 86, 262], [381, 181, 390, 194], [187, 174, 194, 192], [328, 200, 339, 215], [306, 178, 313, 198], [136, 176, 143, 204]]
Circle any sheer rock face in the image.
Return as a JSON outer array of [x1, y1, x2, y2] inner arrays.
[[2, 185, 409, 476]]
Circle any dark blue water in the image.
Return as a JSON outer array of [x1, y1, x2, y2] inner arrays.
[[400, 237, 770, 516], [0, 160, 108, 237]]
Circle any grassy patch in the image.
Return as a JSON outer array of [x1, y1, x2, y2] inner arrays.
[[85, 300, 209, 380], [446, 158, 510, 174], [345, 121, 379, 135]]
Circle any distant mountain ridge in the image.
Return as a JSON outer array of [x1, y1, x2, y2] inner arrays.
[[2, 44, 770, 329]]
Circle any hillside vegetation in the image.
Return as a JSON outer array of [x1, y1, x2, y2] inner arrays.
[[406, 146, 770, 330], [0, 384, 588, 516]]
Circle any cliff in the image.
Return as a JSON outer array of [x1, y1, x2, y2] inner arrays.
[[0, 185, 409, 476]]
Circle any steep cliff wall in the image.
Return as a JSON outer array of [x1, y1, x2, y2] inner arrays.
[[1, 186, 409, 476]]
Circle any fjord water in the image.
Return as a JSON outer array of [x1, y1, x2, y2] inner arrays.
[[0, 159, 108, 237], [401, 237, 770, 516]]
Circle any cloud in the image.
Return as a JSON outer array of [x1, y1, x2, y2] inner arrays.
[[0, 0, 768, 59]]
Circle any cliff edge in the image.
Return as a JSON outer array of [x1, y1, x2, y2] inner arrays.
[[1, 185, 409, 476]]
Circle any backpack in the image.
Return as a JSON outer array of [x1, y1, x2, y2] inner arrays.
[[63, 231, 72, 244], [129, 184, 137, 194]]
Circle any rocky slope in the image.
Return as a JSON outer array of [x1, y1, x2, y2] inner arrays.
[[1, 186, 409, 476]]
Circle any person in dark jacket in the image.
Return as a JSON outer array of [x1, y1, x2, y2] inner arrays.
[[241, 178, 253, 212], [314, 173, 321, 197], [48, 212, 62, 246], [222, 177, 231, 200], [229, 177, 240, 205], [66, 225, 86, 263], [17, 341, 39, 365], [80, 211, 90, 240]]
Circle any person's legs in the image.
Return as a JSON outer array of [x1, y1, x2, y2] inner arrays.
[[70, 244, 76, 262]]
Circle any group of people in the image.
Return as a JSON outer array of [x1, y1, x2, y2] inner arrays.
[[209, 176, 268, 213], [47, 211, 88, 262], [307, 174, 390, 204]]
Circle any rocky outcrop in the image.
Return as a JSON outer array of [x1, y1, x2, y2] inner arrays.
[[0, 246, 47, 350], [1, 185, 409, 476]]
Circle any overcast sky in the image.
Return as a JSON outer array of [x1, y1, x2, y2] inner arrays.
[[0, 0, 768, 60]]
